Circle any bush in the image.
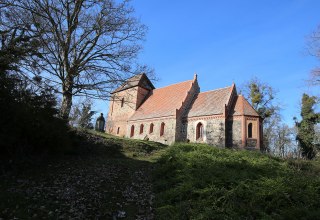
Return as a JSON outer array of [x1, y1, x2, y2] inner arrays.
[[0, 73, 73, 160], [154, 143, 320, 219]]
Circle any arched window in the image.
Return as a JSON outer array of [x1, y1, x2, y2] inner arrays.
[[140, 124, 144, 134], [121, 98, 124, 107], [130, 125, 135, 137], [196, 122, 204, 140], [149, 123, 154, 134], [160, 122, 165, 136], [117, 127, 120, 134], [248, 123, 253, 138]]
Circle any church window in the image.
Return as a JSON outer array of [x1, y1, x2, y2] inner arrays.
[[160, 122, 165, 136], [140, 124, 144, 134], [149, 123, 154, 134], [121, 98, 124, 107], [248, 123, 253, 138], [196, 122, 204, 140], [117, 127, 120, 134], [130, 125, 135, 137]]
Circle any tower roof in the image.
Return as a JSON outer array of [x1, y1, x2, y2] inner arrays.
[[111, 73, 155, 94]]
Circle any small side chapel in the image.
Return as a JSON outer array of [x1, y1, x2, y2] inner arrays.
[[106, 73, 263, 149]]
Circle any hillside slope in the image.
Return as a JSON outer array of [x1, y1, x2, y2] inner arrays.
[[2, 133, 320, 219], [0, 130, 166, 219], [154, 143, 320, 220]]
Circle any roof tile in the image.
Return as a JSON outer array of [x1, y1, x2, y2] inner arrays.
[[129, 80, 193, 120], [186, 86, 232, 117], [231, 95, 259, 116]]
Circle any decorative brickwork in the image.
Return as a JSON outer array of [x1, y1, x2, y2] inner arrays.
[[106, 73, 262, 149]]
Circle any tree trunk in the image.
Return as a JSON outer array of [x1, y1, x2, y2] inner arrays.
[[60, 77, 73, 120]]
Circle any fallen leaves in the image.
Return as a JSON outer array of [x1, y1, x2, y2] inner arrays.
[[1, 156, 155, 219]]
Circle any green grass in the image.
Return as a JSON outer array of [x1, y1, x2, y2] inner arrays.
[[153, 143, 320, 220], [86, 130, 167, 161], [2, 132, 320, 219]]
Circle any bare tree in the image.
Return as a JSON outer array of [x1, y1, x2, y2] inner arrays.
[[306, 25, 320, 86], [273, 124, 294, 158], [1, 0, 150, 119]]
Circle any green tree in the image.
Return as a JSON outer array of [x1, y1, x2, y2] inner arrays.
[[0, 70, 72, 158], [0, 16, 72, 158], [245, 78, 277, 119], [295, 94, 320, 159], [241, 78, 279, 152], [69, 100, 96, 129], [315, 124, 320, 149], [0, 19, 39, 73], [78, 104, 96, 129]]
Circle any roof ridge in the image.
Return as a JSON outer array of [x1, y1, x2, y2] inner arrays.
[[176, 75, 198, 113], [123, 73, 144, 82], [240, 95, 245, 115], [226, 83, 236, 107], [153, 79, 193, 91], [242, 96, 260, 116], [199, 85, 233, 94]]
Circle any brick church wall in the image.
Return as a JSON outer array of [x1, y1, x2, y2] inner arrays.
[[106, 87, 150, 136], [226, 118, 242, 148], [106, 74, 262, 149], [127, 117, 177, 145], [184, 117, 226, 147], [136, 87, 150, 109], [205, 119, 226, 147], [245, 117, 260, 149]]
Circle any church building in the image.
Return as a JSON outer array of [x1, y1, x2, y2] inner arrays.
[[106, 73, 262, 149]]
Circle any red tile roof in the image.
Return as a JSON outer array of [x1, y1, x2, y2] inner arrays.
[[186, 86, 233, 117], [129, 80, 194, 120], [231, 95, 259, 117]]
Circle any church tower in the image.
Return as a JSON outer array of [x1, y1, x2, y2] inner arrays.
[[106, 73, 155, 136]]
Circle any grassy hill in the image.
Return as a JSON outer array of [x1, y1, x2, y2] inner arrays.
[[153, 143, 320, 220], [0, 130, 166, 219], [1, 132, 320, 219]]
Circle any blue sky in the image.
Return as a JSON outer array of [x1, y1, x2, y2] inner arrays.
[[97, 0, 320, 125]]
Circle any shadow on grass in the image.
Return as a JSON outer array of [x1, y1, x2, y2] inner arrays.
[[0, 130, 166, 219]]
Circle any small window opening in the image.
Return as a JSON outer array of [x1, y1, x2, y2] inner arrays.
[[130, 125, 135, 137], [160, 122, 165, 136], [196, 123, 204, 140], [149, 123, 154, 134], [248, 123, 253, 138], [121, 98, 124, 107], [140, 124, 144, 134], [117, 127, 120, 134]]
